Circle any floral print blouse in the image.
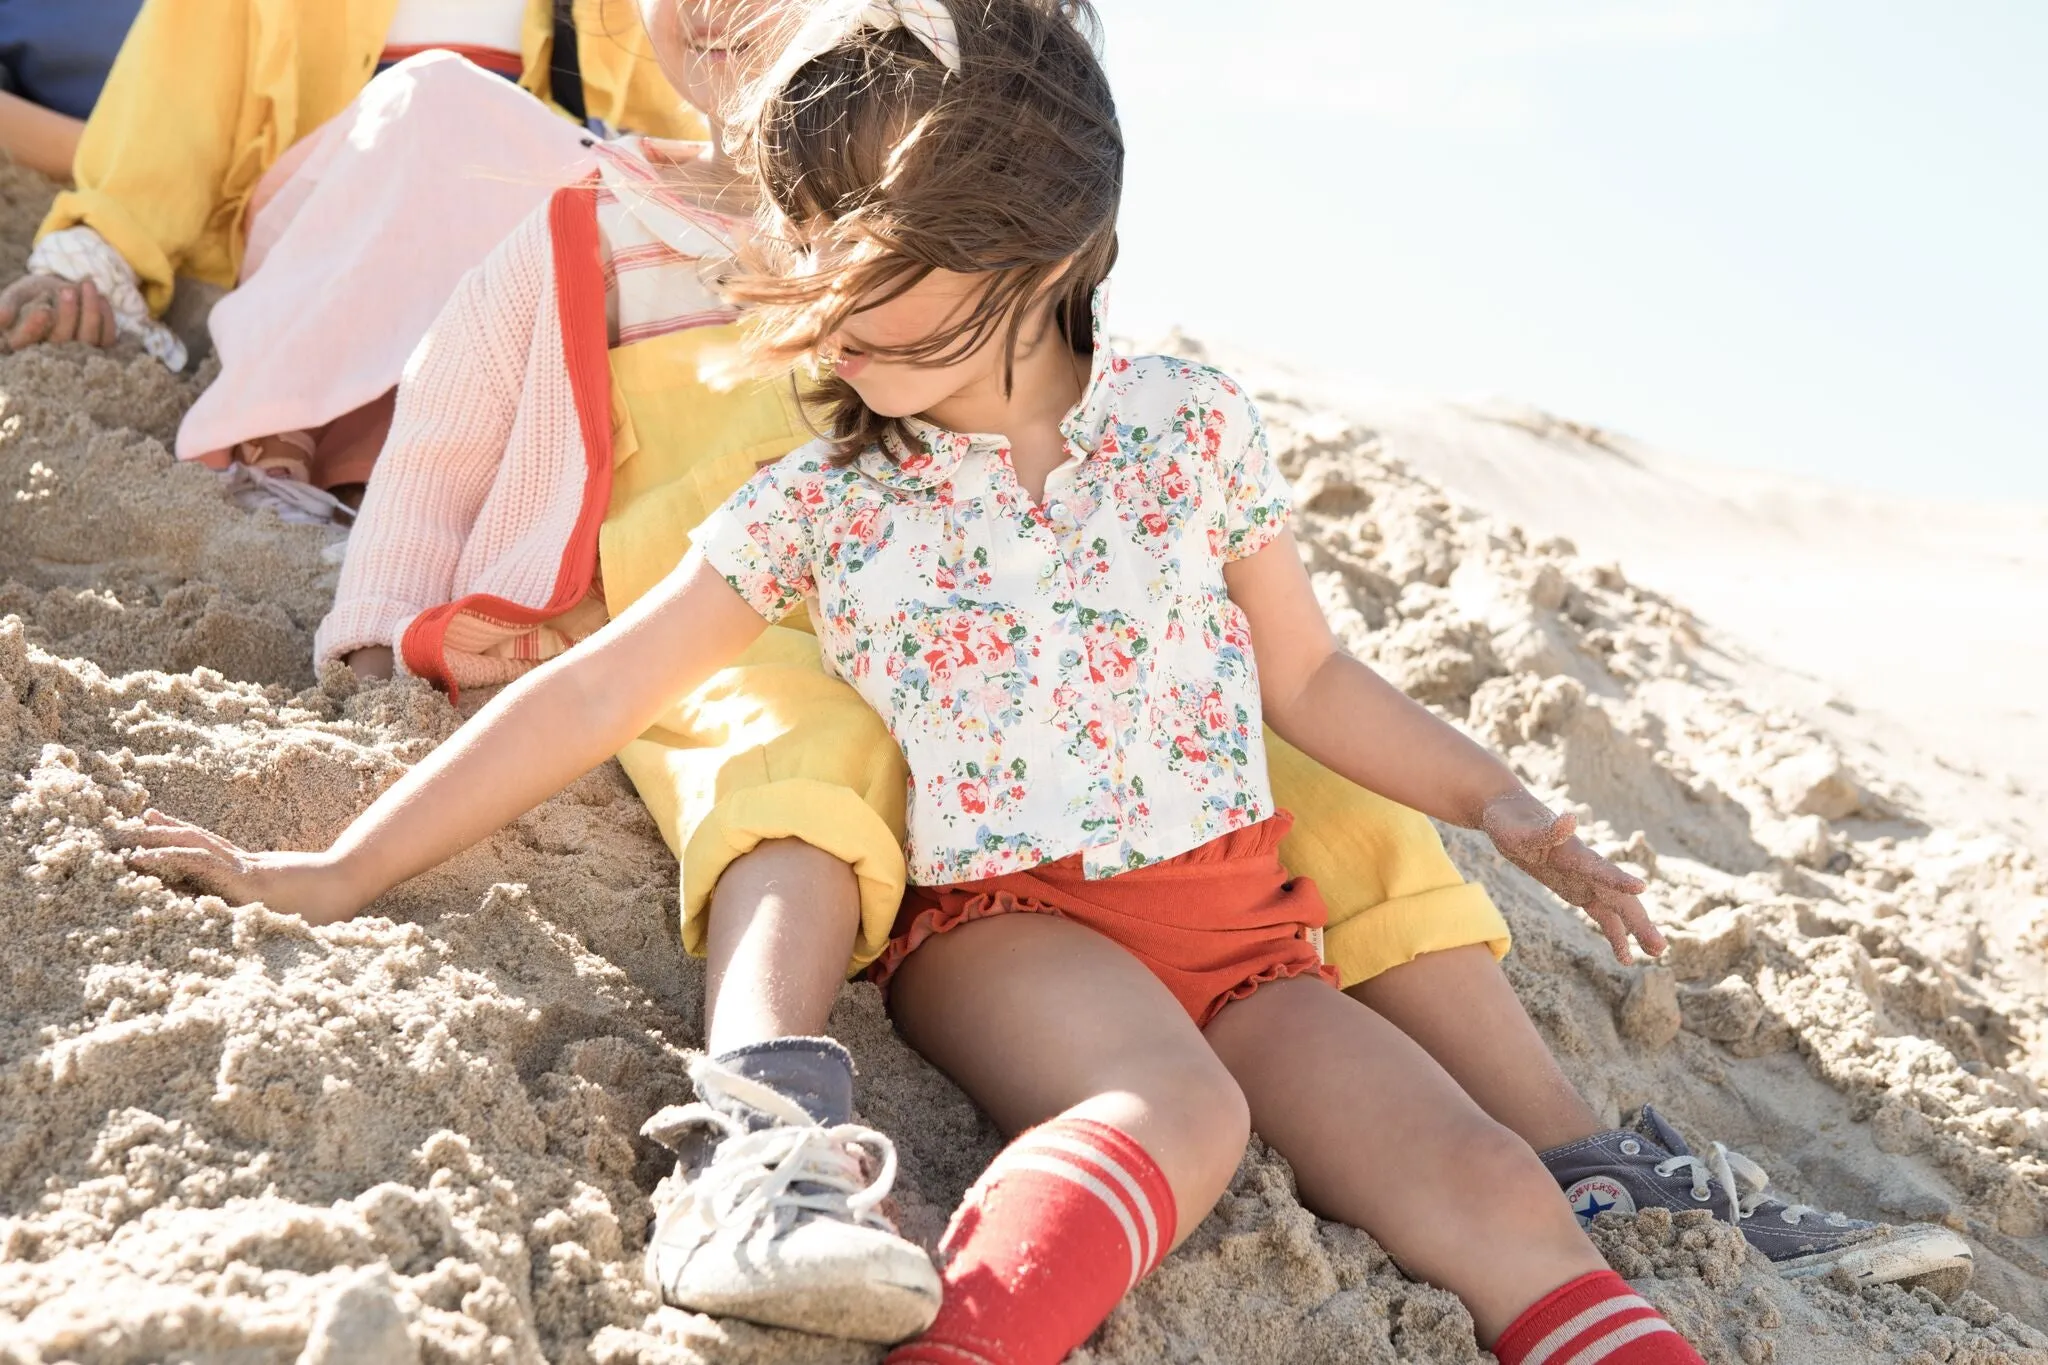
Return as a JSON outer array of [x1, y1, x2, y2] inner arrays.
[[693, 288, 1294, 886]]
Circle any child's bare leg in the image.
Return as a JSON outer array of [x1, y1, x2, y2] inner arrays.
[[886, 914, 1250, 1364], [1350, 946, 1977, 1295], [1204, 976, 1604, 1344], [702, 836, 863, 1052], [646, 836, 940, 1341], [1346, 944, 1599, 1151], [892, 913, 1250, 1238]]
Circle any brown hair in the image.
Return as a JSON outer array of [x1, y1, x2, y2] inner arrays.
[[723, 0, 1122, 457]]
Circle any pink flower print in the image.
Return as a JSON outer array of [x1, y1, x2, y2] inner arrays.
[[1175, 734, 1208, 763], [845, 503, 883, 544], [957, 777, 989, 814], [1200, 689, 1229, 734], [976, 622, 1015, 666], [1084, 719, 1110, 751], [1111, 356, 1131, 374], [1085, 633, 1135, 685], [1138, 511, 1169, 537], [1159, 461, 1190, 503], [923, 642, 965, 688], [936, 561, 957, 591], [796, 480, 827, 509]]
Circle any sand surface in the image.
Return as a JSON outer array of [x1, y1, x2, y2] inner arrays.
[[2, 164, 2046, 1362], [1204, 355, 2048, 865]]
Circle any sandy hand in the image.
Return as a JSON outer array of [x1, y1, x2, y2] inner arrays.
[[0, 274, 117, 351], [344, 646, 396, 681], [126, 810, 362, 925], [1480, 789, 1663, 964]]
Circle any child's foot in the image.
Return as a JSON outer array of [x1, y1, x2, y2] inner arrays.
[[1542, 1106, 1974, 1296], [641, 1043, 942, 1343]]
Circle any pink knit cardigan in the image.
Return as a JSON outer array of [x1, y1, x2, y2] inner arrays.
[[316, 152, 736, 697]]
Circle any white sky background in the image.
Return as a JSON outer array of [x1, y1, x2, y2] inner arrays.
[[1101, 1, 2048, 501]]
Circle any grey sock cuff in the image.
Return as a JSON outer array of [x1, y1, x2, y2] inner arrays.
[[711, 1036, 856, 1128]]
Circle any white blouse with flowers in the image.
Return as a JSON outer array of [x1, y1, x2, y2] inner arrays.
[[692, 290, 1294, 886]]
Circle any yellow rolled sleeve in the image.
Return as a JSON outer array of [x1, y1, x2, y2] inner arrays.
[[613, 625, 908, 974], [1267, 733, 1511, 988]]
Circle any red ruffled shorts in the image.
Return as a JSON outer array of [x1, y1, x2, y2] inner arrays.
[[867, 812, 1341, 1027]]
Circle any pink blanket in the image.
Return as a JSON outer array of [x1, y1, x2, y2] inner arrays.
[[175, 52, 601, 465]]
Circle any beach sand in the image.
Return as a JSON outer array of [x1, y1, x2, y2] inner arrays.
[[2, 165, 2045, 1362]]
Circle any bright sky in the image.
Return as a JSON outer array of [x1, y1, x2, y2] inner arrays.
[[1102, 1, 2048, 502]]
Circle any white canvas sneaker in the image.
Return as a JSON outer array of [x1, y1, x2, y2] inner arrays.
[[641, 1055, 943, 1343]]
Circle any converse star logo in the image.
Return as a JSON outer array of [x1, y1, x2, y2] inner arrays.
[[1567, 1177, 1637, 1223]]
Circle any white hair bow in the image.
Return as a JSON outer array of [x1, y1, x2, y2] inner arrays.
[[764, 0, 963, 97]]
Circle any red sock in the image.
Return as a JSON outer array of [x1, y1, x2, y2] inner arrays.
[[1493, 1270, 1705, 1365], [886, 1116, 1177, 1365]]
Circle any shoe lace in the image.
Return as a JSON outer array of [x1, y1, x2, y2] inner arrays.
[[1652, 1139, 1852, 1228], [641, 1056, 904, 1257]]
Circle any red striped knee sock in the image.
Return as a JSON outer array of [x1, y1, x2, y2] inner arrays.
[[886, 1116, 1177, 1365], [1494, 1270, 1705, 1365]]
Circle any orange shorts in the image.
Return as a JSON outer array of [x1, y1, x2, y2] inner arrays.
[[867, 813, 1340, 1027]]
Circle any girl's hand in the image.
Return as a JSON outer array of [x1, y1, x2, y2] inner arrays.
[[1480, 789, 1664, 964], [344, 645, 396, 680], [0, 274, 117, 351], [126, 811, 364, 926]]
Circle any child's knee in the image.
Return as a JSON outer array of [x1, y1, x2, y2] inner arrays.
[[1145, 1054, 1251, 1207], [726, 835, 859, 885], [1444, 1119, 1573, 1236]]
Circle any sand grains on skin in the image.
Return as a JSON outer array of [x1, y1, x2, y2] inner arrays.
[[1, 166, 2046, 1361]]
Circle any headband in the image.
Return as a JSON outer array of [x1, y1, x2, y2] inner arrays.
[[761, 0, 963, 101]]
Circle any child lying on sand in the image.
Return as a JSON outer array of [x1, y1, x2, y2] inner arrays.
[[134, 0, 1972, 1355]]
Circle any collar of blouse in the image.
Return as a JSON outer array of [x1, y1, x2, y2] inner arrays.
[[857, 281, 1121, 493]]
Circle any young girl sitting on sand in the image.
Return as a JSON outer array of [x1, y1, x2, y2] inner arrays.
[[132, 1, 1717, 1360], [305, 0, 1968, 1328]]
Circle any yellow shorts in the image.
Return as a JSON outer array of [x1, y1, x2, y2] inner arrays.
[[616, 642, 1509, 987]]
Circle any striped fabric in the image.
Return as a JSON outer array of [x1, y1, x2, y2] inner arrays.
[[992, 1127, 1167, 1290], [392, 139, 747, 690], [588, 142, 749, 345], [888, 1116, 1175, 1365], [1493, 1271, 1703, 1365]]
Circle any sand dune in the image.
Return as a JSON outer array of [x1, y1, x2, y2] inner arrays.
[[1221, 363, 2048, 865], [2, 167, 2046, 1362]]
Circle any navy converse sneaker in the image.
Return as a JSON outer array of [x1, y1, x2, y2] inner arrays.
[[1542, 1106, 1974, 1296]]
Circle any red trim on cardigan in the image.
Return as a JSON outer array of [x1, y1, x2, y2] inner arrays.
[[399, 182, 615, 702]]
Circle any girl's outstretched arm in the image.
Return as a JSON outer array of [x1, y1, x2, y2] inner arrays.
[[129, 553, 769, 923], [1225, 531, 1663, 962]]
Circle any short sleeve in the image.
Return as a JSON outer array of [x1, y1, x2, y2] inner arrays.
[[1212, 380, 1293, 562], [690, 459, 820, 623]]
